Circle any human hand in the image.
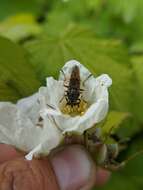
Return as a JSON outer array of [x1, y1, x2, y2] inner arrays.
[[0, 144, 110, 190]]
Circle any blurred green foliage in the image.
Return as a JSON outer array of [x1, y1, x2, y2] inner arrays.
[[0, 36, 41, 101], [0, 0, 143, 189], [0, 0, 40, 20], [0, 14, 42, 41]]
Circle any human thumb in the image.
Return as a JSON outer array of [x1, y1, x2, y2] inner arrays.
[[50, 145, 96, 190]]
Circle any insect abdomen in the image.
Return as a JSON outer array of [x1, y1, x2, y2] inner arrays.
[[66, 66, 81, 106], [67, 87, 80, 106]]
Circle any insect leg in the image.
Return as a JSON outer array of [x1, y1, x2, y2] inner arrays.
[[59, 96, 65, 103], [122, 149, 143, 166], [82, 74, 93, 86], [49, 115, 63, 132]]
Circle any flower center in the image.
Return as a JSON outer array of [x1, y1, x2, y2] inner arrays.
[[60, 99, 89, 116]]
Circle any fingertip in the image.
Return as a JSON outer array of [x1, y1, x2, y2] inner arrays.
[[95, 168, 111, 187]]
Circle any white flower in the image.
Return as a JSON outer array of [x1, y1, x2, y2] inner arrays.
[[0, 94, 62, 160], [40, 60, 112, 134], [0, 60, 112, 160]]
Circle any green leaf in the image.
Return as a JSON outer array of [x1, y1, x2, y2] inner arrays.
[[123, 137, 143, 177], [0, 0, 40, 20], [47, 0, 89, 22], [108, 0, 143, 53], [25, 25, 134, 113], [0, 36, 41, 101], [101, 111, 130, 136], [131, 56, 143, 122], [0, 13, 42, 42], [108, 0, 142, 23], [87, 0, 143, 52], [130, 38, 143, 53]]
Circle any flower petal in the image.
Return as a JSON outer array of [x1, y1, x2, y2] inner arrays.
[[39, 77, 64, 111], [0, 102, 62, 159], [0, 102, 37, 149], [17, 93, 40, 125], [25, 115, 63, 160], [45, 99, 108, 134], [94, 74, 112, 101], [84, 74, 112, 103], [96, 74, 112, 87], [17, 93, 39, 112]]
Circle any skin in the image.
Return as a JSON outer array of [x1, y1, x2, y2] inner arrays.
[[0, 144, 111, 190]]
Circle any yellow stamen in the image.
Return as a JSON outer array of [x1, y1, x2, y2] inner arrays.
[[60, 99, 88, 117]]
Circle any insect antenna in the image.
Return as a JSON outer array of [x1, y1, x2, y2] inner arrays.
[[60, 69, 66, 79], [82, 74, 92, 86], [60, 69, 69, 84]]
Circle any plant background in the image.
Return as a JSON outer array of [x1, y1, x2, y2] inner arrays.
[[0, 0, 143, 189]]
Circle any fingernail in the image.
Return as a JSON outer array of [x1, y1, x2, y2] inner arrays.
[[50, 145, 96, 190]]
